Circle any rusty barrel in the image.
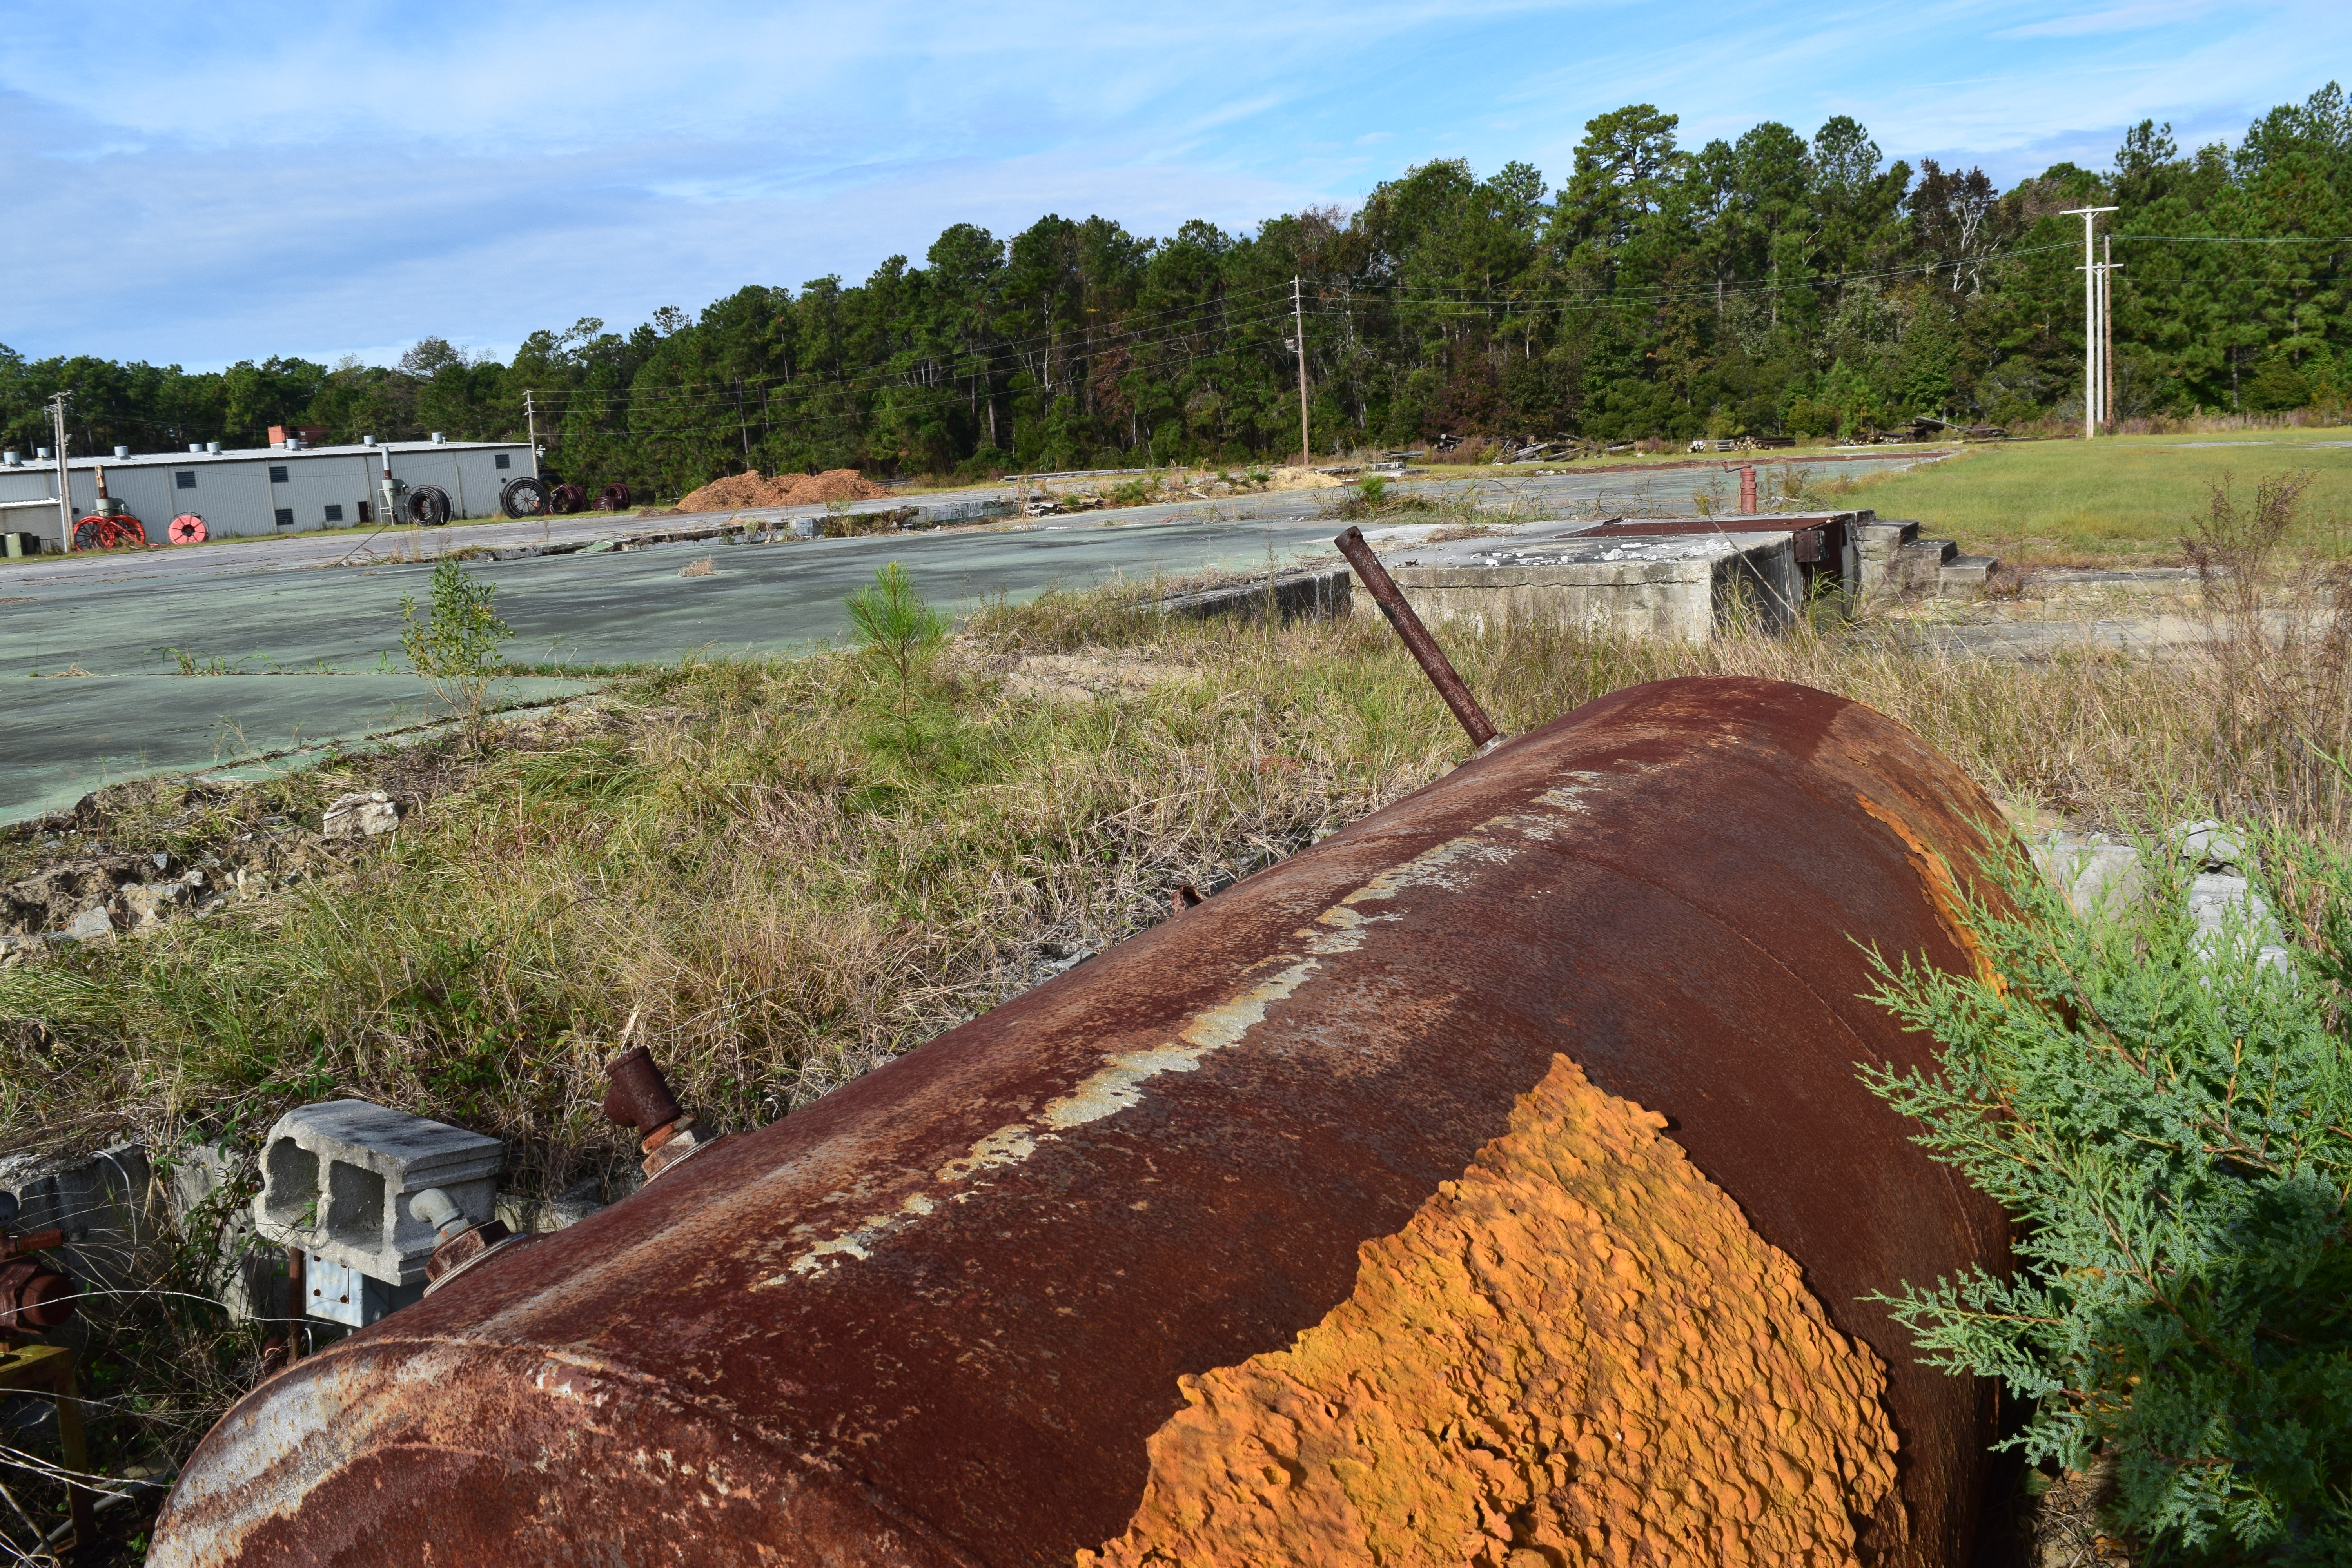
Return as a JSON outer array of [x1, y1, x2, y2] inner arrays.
[[153, 677, 2012, 1568]]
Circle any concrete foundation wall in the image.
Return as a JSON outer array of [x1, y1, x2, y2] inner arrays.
[[1357, 535, 1798, 642]]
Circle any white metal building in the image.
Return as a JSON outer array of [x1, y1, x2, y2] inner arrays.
[[0, 436, 538, 550]]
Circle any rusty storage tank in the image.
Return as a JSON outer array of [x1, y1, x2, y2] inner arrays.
[[152, 676, 2013, 1568]]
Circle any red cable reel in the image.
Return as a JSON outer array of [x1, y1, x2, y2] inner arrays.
[[168, 514, 208, 544]]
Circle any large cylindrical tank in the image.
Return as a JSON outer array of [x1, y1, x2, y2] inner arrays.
[[152, 677, 2012, 1567]]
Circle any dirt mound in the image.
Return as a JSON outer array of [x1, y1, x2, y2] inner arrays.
[[674, 468, 891, 514], [1267, 466, 1343, 490]]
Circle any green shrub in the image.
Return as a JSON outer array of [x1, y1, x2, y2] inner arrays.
[[844, 561, 947, 697], [399, 556, 512, 737], [1864, 831, 2352, 1562]]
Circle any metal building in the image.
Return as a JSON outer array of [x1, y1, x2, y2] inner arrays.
[[0, 434, 537, 550]]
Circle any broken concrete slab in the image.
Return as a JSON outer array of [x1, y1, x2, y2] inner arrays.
[[1151, 566, 1351, 624], [254, 1101, 503, 1286], [2032, 826, 2289, 969], [119, 877, 199, 930]]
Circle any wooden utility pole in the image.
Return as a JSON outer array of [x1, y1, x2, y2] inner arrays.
[[1292, 277, 1310, 466]]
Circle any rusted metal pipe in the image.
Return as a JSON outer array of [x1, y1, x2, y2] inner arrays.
[[282, 1246, 302, 1360], [1333, 524, 1499, 748], [599, 1044, 682, 1135], [153, 677, 2013, 1568]]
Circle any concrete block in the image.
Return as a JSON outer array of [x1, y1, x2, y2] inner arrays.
[[1895, 538, 1957, 594], [1855, 520, 1919, 599], [2033, 835, 2145, 913], [254, 1101, 502, 1286], [1939, 555, 1998, 596], [0, 1142, 156, 1299], [158, 1140, 292, 1322]]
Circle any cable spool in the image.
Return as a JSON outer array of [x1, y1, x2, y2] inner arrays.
[[596, 482, 632, 512], [406, 485, 453, 526], [72, 514, 148, 550], [168, 514, 208, 544], [500, 477, 549, 519]]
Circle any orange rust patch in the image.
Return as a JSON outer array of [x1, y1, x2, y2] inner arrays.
[[1856, 791, 2004, 995], [1081, 1054, 1903, 1568]]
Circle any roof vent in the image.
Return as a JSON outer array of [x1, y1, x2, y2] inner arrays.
[[188, 443, 203, 454], [431, 432, 447, 444], [36, 448, 51, 460], [113, 445, 130, 459], [2, 452, 17, 467], [287, 437, 303, 451], [207, 442, 221, 455], [360, 434, 374, 447]]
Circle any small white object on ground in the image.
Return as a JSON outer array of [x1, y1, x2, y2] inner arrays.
[[323, 790, 399, 839]]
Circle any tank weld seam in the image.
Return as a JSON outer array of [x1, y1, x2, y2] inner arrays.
[[755, 801, 1608, 1286]]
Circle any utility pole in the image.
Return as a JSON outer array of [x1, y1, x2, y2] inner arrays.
[[46, 394, 71, 548], [2101, 235, 2123, 434], [2060, 206, 2117, 439], [524, 389, 538, 458], [1292, 277, 1310, 467]]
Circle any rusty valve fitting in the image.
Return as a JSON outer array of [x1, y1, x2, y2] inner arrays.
[[411, 1187, 512, 1286], [602, 1044, 712, 1181], [0, 1258, 77, 1331]]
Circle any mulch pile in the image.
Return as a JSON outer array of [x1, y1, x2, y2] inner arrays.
[[674, 469, 892, 514]]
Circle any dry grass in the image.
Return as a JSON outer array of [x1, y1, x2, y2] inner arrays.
[[10, 573, 2349, 1183], [5, 529, 2352, 1535]]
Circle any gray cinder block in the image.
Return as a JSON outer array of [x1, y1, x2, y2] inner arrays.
[[253, 1101, 502, 1286]]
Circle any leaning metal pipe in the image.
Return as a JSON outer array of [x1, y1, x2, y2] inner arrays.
[[1334, 523, 1499, 748], [152, 676, 2011, 1568]]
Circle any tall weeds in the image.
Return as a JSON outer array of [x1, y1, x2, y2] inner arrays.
[[2180, 471, 2352, 831]]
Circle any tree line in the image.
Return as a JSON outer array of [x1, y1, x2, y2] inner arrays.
[[3, 82, 2345, 497]]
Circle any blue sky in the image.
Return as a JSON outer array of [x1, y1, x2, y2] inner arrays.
[[2, 0, 2342, 370]]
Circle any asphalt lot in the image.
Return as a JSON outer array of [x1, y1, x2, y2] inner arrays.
[[0, 454, 1944, 821]]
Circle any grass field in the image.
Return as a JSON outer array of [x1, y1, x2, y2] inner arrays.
[[1818, 428, 2352, 564]]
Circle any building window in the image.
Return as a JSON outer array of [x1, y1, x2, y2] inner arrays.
[[495, 453, 511, 469], [269, 465, 289, 484], [175, 470, 196, 490], [323, 504, 344, 523], [274, 508, 295, 527]]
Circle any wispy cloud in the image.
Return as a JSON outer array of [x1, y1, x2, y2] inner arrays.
[[0, 0, 2341, 367], [1993, 0, 2228, 38]]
